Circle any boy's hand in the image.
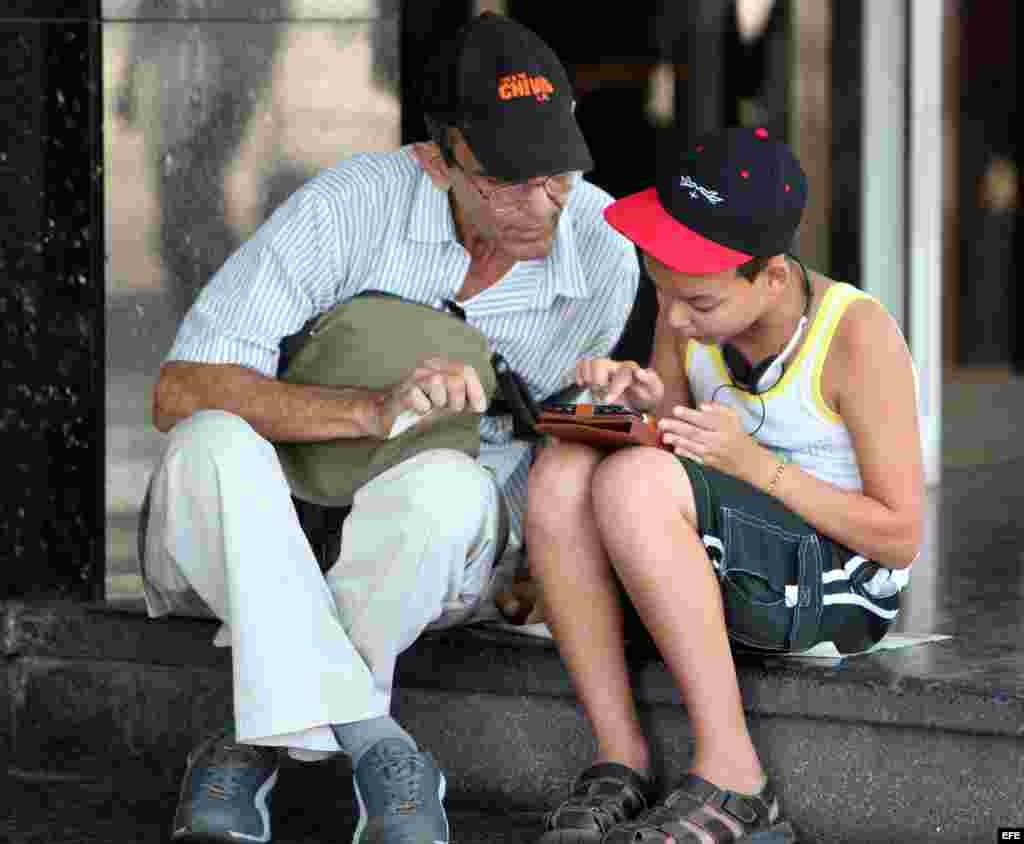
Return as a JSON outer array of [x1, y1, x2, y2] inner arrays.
[[574, 358, 665, 413], [657, 402, 769, 483]]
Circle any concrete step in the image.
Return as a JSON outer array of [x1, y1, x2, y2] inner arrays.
[[3, 600, 1020, 844]]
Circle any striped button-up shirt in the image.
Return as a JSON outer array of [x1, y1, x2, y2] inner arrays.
[[167, 146, 640, 538]]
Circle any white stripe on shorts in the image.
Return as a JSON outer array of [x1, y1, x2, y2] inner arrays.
[[823, 592, 899, 620]]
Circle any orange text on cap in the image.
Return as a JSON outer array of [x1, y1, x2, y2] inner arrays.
[[498, 72, 554, 102]]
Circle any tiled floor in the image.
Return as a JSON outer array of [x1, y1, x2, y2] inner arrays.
[[855, 457, 1024, 701]]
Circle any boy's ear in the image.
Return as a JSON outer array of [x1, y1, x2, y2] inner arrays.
[[411, 142, 452, 191], [762, 255, 790, 293]]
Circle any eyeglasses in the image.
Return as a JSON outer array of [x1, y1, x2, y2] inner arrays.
[[454, 164, 581, 214]]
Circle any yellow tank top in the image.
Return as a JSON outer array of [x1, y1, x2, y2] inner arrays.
[[684, 282, 874, 492]]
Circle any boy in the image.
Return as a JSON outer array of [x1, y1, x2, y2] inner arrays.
[[526, 127, 923, 843]]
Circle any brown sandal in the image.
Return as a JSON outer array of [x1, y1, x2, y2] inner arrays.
[[602, 773, 797, 843]]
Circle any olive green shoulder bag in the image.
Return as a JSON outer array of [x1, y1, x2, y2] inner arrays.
[[274, 291, 502, 507]]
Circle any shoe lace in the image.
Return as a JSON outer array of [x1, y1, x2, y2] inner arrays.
[[201, 742, 274, 801], [375, 752, 427, 814], [203, 765, 248, 801]]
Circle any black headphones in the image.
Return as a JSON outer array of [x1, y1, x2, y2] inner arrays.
[[721, 255, 813, 395]]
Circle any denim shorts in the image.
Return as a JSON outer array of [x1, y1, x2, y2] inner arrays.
[[648, 457, 906, 656]]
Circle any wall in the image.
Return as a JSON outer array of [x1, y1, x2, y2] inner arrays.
[[1, 2, 104, 599], [0, 2, 403, 599], [102, 0, 401, 600]]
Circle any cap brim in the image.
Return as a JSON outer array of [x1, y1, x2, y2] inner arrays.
[[465, 107, 594, 183], [604, 187, 752, 274]]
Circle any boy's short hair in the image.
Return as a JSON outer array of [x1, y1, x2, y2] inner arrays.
[[736, 255, 773, 283]]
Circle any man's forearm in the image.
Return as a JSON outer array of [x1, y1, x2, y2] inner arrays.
[[152, 361, 382, 442]]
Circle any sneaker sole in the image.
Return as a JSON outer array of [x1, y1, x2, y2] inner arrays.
[[171, 767, 278, 844], [352, 770, 448, 844]]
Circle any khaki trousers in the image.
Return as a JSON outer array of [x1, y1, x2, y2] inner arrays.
[[142, 410, 510, 754]]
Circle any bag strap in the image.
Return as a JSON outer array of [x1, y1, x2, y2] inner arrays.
[[278, 290, 413, 376], [443, 300, 589, 438], [491, 351, 543, 439], [484, 243, 655, 436], [279, 291, 576, 441]]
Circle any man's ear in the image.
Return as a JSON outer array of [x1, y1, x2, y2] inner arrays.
[[411, 142, 452, 191]]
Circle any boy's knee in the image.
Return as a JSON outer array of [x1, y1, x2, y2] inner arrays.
[[593, 447, 697, 527], [529, 441, 601, 497], [527, 441, 603, 526], [592, 447, 660, 495]]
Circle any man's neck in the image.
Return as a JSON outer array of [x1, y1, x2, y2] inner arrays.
[[449, 193, 518, 300]]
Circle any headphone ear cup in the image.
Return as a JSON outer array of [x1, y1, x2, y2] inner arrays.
[[722, 343, 754, 388], [748, 355, 780, 393]]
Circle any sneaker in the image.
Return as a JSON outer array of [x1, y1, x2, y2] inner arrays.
[[538, 763, 654, 843], [352, 738, 449, 844], [602, 773, 797, 843], [171, 729, 282, 843]]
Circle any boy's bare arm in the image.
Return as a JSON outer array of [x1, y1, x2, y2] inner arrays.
[[651, 308, 693, 418], [765, 299, 925, 567]]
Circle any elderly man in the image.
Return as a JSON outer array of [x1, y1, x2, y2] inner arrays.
[[141, 12, 638, 844]]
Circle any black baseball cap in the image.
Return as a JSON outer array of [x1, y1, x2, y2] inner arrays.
[[421, 12, 594, 183], [604, 127, 808, 274]]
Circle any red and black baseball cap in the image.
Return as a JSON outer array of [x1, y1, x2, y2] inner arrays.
[[421, 13, 594, 183], [605, 127, 808, 274]]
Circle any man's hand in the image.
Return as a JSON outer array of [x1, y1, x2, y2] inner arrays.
[[368, 357, 489, 439], [574, 357, 665, 413]]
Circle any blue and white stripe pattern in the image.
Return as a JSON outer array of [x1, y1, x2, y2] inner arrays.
[[167, 146, 640, 537], [702, 537, 908, 620], [820, 554, 909, 619]]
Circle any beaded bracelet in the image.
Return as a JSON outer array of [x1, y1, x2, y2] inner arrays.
[[766, 455, 789, 495]]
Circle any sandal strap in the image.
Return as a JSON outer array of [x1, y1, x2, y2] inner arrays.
[[665, 773, 778, 826], [545, 762, 654, 834], [574, 762, 653, 799], [609, 773, 780, 843]]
